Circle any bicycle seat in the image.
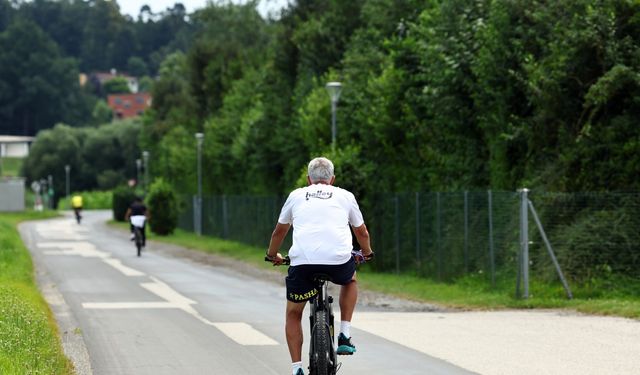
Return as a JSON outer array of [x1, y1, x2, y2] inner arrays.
[[312, 273, 333, 282]]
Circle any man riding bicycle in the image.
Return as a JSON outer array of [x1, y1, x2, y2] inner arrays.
[[124, 196, 149, 248], [71, 194, 83, 223], [266, 157, 374, 375]]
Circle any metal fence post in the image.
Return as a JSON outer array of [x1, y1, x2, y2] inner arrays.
[[436, 192, 442, 281], [222, 195, 229, 239], [488, 190, 495, 288], [519, 188, 530, 298], [394, 195, 400, 274], [528, 199, 573, 299], [415, 192, 421, 272], [464, 191, 469, 272], [193, 195, 200, 234]]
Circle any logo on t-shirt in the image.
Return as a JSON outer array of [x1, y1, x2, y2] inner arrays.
[[306, 190, 333, 201]]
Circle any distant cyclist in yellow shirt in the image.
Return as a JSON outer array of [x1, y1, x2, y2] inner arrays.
[[71, 194, 83, 224]]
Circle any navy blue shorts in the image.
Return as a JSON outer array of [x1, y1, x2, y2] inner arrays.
[[285, 257, 356, 303]]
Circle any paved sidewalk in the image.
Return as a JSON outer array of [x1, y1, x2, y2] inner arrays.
[[354, 310, 640, 375]]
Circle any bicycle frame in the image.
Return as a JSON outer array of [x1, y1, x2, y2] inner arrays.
[[133, 226, 143, 256], [308, 276, 337, 375]]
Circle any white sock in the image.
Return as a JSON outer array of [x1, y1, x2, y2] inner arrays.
[[292, 361, 303, 375], [340, 321, 351, 338]]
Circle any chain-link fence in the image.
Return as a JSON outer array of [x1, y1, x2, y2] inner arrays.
[[364, 192, 520, 284], [179, 195, 291, 249], [177, 191, 640, 294], [526, 191, 640, 283]]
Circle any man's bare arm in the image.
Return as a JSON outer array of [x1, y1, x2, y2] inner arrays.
[[267, 222, 291, 258], [352, 223, 372, 256]]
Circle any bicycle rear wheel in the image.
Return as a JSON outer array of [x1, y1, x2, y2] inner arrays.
[[134, 227, 142, 256], [311, 310, 331, 375]]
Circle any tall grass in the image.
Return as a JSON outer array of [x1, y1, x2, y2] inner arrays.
[[0, 211, 74, 374]]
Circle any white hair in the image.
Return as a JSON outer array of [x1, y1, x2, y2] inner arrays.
[[307, 157, 334, 183]]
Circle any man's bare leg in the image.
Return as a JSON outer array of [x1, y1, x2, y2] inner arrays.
[[285, 301, 307, 362], [339, 275, 358, 322]]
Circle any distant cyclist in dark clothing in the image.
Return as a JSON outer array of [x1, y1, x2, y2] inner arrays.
[[124, 197, 149, 247]]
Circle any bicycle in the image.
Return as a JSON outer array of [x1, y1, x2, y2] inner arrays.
[[266, 250, 373, 375], [130, 216, 146, 257], [73, 208, 82, 224]]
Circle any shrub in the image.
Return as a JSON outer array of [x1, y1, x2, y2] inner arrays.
[[147, 179, 177, 235], [112, 186, 137, 221]]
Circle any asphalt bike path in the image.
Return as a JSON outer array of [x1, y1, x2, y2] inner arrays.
[[20, 210, 475, 375]]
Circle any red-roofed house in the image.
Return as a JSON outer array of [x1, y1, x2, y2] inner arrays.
[[107, 93, 152, 120]]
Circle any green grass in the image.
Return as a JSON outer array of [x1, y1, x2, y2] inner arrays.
[[59, 190, 113, 210], [0, 157, 23, 177], [109, 220, 640, 320], [0, 211, 74, 375]]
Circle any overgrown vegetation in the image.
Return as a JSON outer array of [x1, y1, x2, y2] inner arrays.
[[0, 211, 73, 374]]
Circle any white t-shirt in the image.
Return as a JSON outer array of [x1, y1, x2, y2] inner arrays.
[[278, 183, 365, 266]]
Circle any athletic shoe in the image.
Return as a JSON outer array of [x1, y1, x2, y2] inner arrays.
[[294, 368, 304, 375], [337, 333, 356, 355]]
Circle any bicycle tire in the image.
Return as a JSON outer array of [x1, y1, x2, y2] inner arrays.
[[134, 227, 142, 257], [311, 310, 331, 375]]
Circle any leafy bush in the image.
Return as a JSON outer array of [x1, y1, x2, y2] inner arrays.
[[112, 186, 137, 221], [549, 208, 640, 282], [147, 178, 178, 235]]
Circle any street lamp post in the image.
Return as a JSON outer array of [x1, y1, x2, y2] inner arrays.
[[325, 81, 343, 151], [40, 178, 47, 210], [136, 159, 142, 190], [48, 175, 53, 209], [195, 132, 204, 236], [142, 151, 149, 195], [64, 165, 70, 209]]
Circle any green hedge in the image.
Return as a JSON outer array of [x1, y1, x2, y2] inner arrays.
[[147, 179, 178, 235], [112, 186, 138, 222]]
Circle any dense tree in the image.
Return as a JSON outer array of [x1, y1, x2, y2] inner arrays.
[[23, 120, 142, 199], [0, 20, 84, 135], [103, 77, 131, 94], [8, 0, 640, 197]]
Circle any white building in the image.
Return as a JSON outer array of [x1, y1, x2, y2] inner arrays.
[[0, 135, 34, 158]]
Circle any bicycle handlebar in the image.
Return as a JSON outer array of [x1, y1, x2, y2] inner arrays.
[[264, 251, 374, 266], [264, 255, 291, 265]]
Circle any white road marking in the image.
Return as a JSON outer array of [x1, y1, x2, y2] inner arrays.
[[213, 323, 279, 346], [83, 302, 175, 309], [141, 276, 196, 307], [35, 222, 88, 240], [102, 258, 145, 277], [38, 242, 109, 258], [37, 241, 146, 277], [84, 276, 278, 346]]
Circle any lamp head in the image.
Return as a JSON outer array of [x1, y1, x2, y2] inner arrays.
[[325, 82, 343, 102]]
